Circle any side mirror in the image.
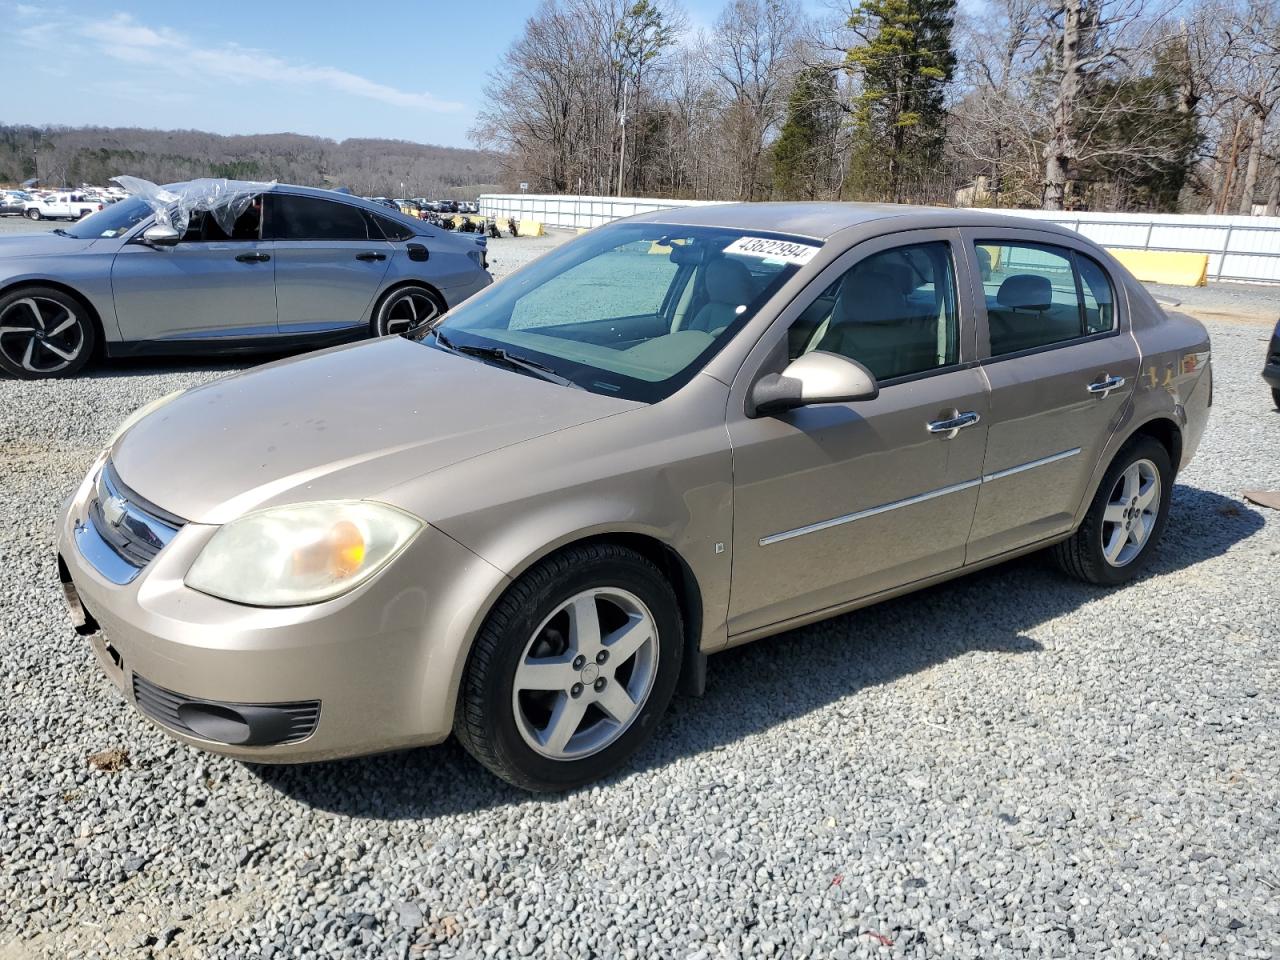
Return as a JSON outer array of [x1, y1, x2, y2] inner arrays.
[[142, 224, 180, 247], [750, 351, 879, 416]]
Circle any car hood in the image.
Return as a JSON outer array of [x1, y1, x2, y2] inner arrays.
[[0, 233, 98, 259], [112, 337, 641, 524]]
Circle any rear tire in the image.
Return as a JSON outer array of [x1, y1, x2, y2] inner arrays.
[[455, 543, 683, 791], [371, 285, 445, 337], [0, 286, 96, 379], [1272, 387, 1280, 410], [1052, 436, 1173, 586]]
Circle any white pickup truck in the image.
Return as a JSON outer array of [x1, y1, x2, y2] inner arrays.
[[23, 192, 103, 221]]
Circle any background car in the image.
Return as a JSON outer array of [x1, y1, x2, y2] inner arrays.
[[0, 190, 31, 216], [23, 191, 102, 221], [0, 184, 491, 379], [1264, 315, 1280, 408]]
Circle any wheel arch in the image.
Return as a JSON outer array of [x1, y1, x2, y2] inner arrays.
[[463, 529, 709, 703], [0, 278, 107, 355], [1127, 415, 1183, 474], [368, 279, 448, 326], [1074, 412, 1183, 529]]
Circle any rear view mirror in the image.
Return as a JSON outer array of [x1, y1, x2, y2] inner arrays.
[[142, 224, 180, 247], [750, 351, 878, 416]]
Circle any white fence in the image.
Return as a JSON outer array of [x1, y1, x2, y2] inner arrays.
[[478, 193, 1280, 285]]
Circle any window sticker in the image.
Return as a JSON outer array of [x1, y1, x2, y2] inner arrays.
[[723, 236, 819, 265]]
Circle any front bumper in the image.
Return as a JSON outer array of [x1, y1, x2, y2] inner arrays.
[[56, 466, 509, 763]]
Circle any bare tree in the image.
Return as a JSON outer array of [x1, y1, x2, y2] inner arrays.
[[706, 0, 803, 200]]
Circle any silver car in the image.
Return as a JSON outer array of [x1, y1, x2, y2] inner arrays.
[[0, 184, 492, 379], [56, 203, 1212, 790]]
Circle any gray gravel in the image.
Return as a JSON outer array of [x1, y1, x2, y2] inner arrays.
[[2, 224, 1279, 959]]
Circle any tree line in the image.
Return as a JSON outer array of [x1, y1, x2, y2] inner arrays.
[[0, 125, 505, 199], [473, 0, 1280, 213]]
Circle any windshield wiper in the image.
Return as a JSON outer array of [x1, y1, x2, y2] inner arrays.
[[51, 228, 71, 237], [434, 329, 581, 389]]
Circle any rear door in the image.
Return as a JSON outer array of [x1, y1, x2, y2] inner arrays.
[[265, 193, 393, 336], [110, 201, 277, 343], [959, 229, 1139, 562]]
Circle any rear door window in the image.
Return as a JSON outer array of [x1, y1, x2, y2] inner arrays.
[[977, 241, 1114, 356]]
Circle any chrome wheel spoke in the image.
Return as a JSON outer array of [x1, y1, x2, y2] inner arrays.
[[1136, 478, 1159, 511], [1103, 528, 1127, 563], [1103, 502, 1127, 525], [541, 693, 589, 754], [46, 314, 77, 337], [18, 297, 45, 331], [514, 656, 578, 692], [40, 339, 76, 361], [568, 594, 602, 654], [596, 682, 638, 725], [21, 337, 36, 371], [603, 614, 652, 664]]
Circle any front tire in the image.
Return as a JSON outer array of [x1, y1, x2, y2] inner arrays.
[[1272, 387, 1280, 410], [1052, 436, 1173, 585], [0, 286, 96, 379], [455, 543, 683, 791], [25, 208, 41, 221]]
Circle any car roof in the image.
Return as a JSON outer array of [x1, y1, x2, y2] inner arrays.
[[626, 201, 1080, 242]]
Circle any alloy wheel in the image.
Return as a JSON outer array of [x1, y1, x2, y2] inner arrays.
[[379, 289, 441, 336], [1101, 458, 1160, 567], [0, 296, 85, 375], [511, 588, 660, 760]]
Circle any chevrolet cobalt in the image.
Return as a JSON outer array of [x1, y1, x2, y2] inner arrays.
[[57, 204, 1212, 790]]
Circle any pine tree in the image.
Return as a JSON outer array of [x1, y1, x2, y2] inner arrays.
[[844, 0, 956, 201], [772, 67, 840, 199]]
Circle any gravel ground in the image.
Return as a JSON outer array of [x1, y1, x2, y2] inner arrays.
[[2, 222, 1279, 959]]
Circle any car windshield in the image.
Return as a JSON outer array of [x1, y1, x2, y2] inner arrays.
[[427, 222, 818, 402], [59, 196, 151, 239]]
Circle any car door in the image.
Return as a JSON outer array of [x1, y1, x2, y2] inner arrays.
[[265, 193, 393, 335], [110, 201, 277, 343], [959, 229, 1139, 563], [725, 229, 990, 638]]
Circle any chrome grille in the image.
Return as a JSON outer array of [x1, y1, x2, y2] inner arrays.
[[86, 462, 183, 569]]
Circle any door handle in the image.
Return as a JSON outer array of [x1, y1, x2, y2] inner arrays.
[[927, 411, 982, 439], [235, 252, 270, 263], [1087, 375, 1126, 397], [356, 252, 387, 262]]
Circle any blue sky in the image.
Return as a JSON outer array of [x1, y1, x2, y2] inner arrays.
[[2, 0, 830, 149]]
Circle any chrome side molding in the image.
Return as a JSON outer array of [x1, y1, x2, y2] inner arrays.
[[760, 447, 1083, 546]]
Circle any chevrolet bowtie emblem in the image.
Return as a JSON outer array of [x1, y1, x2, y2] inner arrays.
[[102, 494, 129, 528]]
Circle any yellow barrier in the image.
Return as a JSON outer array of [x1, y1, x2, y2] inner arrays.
[[1106, 248, 1208, 287], [518, 219, 545, 237]]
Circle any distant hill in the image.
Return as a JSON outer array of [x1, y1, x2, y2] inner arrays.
[[0, 124, 506, 198]]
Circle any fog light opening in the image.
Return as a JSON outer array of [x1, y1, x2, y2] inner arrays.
[[177, 702, 252, 745]]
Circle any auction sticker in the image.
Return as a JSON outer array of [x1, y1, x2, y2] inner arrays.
[[723, 236, 820, 265]]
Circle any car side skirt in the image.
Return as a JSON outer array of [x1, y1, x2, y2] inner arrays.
[[720, 530, 1074, 651], [104, 327, 368, 359]]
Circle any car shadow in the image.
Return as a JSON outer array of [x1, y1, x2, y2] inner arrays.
[[249, 484, 1264, 818]]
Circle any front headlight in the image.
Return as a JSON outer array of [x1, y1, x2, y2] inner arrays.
[[107, 389, 186, 449], [185, 501, 424, 607]]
